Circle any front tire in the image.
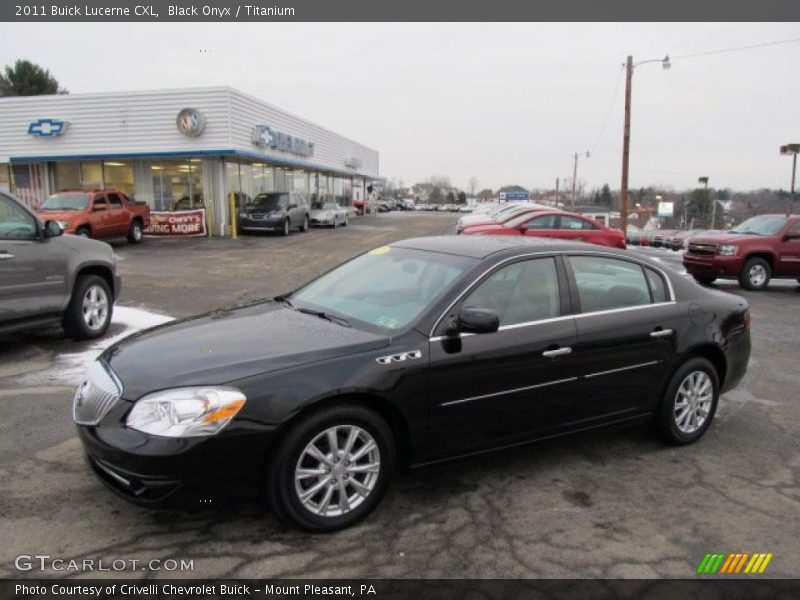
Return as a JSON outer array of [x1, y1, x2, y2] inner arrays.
[[654, 357, 719, 445], [63, 275, 113, 340], [332, 216, 338, 228], [282, 219, 290, 237], [266, 404, 395, 531], [127, 219, 144, 244], [76, 226, 91, 239], [739, 257, 771, 290]]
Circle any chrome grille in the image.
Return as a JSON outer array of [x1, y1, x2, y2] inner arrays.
[[688, 243, 717, 256], [73, 361, 122, 426]]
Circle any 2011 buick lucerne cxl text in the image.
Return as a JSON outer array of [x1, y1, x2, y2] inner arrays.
[[74, 236, 751, 530]]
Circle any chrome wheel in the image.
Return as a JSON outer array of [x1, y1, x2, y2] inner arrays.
[[748, 264, 767, 287], [82, 285, 109, 331], [131, 223, 142, 241], [294, 425, 381, 518], [674, 371, 713, 434]]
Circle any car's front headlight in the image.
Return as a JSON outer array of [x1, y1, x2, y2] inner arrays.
[[718, 244, 738, 256], [126, 387, 246, 437]]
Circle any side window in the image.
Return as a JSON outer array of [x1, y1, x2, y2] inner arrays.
[[463, 258, 560, 326], [523, 214, 558, 230], [0, 194, 38, 240], [570, 255, 651, 313], [107, 193, 123, 208], [92, 193, 106, 208], [645, 267, 669, 303], [560, 216, 597, 230]]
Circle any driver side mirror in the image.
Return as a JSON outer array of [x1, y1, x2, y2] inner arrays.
[[43, 220, 63, 238], [452, 307, 500, 335]]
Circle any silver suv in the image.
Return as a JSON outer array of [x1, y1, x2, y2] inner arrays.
[[0, 192, 121, 339]]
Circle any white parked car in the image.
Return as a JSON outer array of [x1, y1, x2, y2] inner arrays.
[[309, 201, 349, 228]]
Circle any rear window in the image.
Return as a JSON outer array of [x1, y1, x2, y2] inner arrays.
[[570, 256, 651, 313]]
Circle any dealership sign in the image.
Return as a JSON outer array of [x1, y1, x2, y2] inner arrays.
[[144, 209, 207, 237], [657, 201, 674, 217], [500, 191, 529, 201], [176, 108, 206, 137], [252, 125, 314, 157], [27, 118, 70, 137]]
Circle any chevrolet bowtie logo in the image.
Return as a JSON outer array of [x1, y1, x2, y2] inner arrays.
[[28, 118, 70, 137]]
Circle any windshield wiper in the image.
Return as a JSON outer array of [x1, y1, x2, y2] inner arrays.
[[296, 307, 351, 327]]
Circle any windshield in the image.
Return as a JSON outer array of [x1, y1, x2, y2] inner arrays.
[[312, 202, 339, 210], [289, 246, 477, 332], [247, 193, 288, 211], [730, 215, 788, 236], [41, 193, 90, 211]]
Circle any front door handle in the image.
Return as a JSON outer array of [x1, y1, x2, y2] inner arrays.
[[0, 252, 14, 261], [542, 346, 572, 358], [650, 328, 674, 338]]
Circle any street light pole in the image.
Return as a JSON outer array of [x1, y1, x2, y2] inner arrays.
[[619, 54, 670, 235], [698, 176, 712, 227], [620, 56, 633, 235], [571, 152, 578, 207], [781, 144, 799, 214]]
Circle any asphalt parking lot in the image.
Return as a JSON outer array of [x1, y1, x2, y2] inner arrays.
[[1, 211, 798, 579]]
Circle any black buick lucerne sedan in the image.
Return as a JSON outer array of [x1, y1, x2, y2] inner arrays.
[[75, 236, 750, 530]]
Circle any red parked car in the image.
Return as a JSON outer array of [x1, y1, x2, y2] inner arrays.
[[37, 190, 150, 244], [682, 214, 800, 290], [461, 209, 626, 249]]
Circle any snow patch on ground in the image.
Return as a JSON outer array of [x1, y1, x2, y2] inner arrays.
[[16, 306, 173, 388]]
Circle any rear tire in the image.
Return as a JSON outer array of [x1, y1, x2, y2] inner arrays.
[[76, 226, 91, 238], [63, 275, 113, 340], [692, 275, 716, 285], [654, 357, 719, 445], [739, 257, 771, 291], [300, 215, 309, 232], [266, 404, 395, 531], [127, 219, 144, 244]]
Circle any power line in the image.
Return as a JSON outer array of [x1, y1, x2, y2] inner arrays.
[[590, 64, 625, 156], [672, 36, 800, 60]]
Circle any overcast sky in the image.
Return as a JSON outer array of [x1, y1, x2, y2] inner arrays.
[[1, 22, 798, 192]]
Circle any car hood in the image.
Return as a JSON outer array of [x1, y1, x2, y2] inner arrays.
[[310, 209, 335, 217], [689, 233, 760, 245], [36, 209, 83, 222], [103, 301, 390, 400], [462, 223, 509, 234]]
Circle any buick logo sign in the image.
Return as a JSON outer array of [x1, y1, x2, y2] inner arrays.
[[27, 118, 70, 137], [176, 108, 205, 137]]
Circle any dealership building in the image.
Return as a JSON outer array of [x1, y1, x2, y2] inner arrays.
[[0, 87, 379, 236]]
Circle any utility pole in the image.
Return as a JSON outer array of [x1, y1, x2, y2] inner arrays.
[[571, 152, 578, 207], [555, 177, 560, 208], [781, 144, 799, 215], [699, 176, 712, 227], [619, 54, 670, 235], [620, 55, 633, 235]]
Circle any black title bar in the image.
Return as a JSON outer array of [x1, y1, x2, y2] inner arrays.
[[3, 0, 800, 22]]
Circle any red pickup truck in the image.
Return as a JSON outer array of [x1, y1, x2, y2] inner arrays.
[[683, 214, 800, 290], [37, 190, 150, 244]]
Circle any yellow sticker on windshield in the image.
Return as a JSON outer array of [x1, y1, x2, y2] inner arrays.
[[368, 246, 391, 256]]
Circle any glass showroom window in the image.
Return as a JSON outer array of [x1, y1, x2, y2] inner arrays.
[[81, 161, 103, 189], [252, 163, 275, 195], [152, 160, 204, 211], [292, 170, 309, 194], [103, 161, 134, 196], [53, 162, 81, 191], [0, 163, 9, 193]]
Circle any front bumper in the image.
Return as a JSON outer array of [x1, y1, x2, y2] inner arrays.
[[77, 405, 278, 506], [683, 253, 742, 277], [239, 217, 284, 231]]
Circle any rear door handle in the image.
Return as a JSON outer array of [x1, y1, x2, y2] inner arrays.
[[0, 252, 14, 261], [542, 347, 572, 358], [650, 329, 673, 338]]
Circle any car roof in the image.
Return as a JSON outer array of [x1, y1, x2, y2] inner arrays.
[[391, 235, 623, 259]]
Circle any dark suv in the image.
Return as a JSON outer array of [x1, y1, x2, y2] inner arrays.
[[239, 192, 310, 236], [0, 192, 120, 339]]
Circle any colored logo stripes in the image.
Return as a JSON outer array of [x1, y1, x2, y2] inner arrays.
[[697, 552, 773, 574]]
